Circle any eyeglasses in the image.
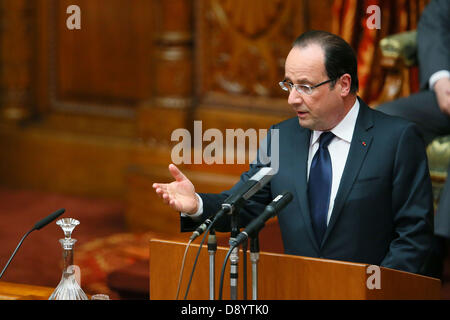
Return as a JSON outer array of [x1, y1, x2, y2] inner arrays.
[[279, 79, 335, 95]]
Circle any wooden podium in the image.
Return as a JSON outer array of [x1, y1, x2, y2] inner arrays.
[[149, 239, 441, 300]]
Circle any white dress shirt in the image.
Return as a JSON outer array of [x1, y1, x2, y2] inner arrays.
[[307, 98, 360, 225], [429, 70, 450, 90]]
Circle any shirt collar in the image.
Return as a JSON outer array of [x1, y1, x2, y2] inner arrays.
[[311, 98, 360, 146]]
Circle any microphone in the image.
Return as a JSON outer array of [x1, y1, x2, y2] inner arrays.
[[0, 208, 66, 279], [190, 167, 275, 241], [33, 208, 66, 230], [222, 167, 275, 209], [231, 191, 293, 246], [189, 217, 213, 241]]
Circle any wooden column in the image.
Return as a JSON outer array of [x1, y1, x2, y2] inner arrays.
[[0, 0, 35, 122], [137, 0, 194, 143], [126, 0, 196, 231]]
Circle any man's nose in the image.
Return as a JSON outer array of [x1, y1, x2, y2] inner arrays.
[[288, 88, 303, 105]]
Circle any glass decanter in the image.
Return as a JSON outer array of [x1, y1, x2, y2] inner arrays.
[[49, 218, 88, 300]]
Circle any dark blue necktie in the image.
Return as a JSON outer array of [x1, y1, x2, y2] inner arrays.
[[308, 131, 334, 245]]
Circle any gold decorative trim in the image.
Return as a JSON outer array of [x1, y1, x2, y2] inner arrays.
[[379, 30, 418, 66], [153, 96, 193, 109], [157, 31, 192, 44]]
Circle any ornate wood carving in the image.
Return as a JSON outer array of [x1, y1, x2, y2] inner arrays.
[[195, 0, 333, 113]]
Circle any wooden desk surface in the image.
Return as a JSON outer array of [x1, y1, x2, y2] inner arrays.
[[0, 281, 54, 300]]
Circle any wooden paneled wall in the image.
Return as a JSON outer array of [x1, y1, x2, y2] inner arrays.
[[0, 0, 334, 232]]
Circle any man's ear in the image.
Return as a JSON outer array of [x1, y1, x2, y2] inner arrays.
[[339, 74, 352, 97]]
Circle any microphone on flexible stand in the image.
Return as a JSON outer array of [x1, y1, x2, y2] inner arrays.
[[250, 236, 260, 300], [189, 166, 275, 241], [219, 192, 292, 300], [0, 208, 66, 279], [207, 228, 217, 300], [223, 166, 274, 300], [231, 191, 293, 246], [183, 167, 275, 299]]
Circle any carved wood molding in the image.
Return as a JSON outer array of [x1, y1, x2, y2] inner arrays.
[[195, 0, 307, 113], [45, 0, 137, 119], [151, 0, 194, 110]]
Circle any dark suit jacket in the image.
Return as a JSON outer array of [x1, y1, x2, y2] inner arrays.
[[181, 99, 434, 275], [417, 0, 450, 237], [417, 0, 450, 90]]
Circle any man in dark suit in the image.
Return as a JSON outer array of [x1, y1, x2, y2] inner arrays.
[[377, 0, 450, 238], [153, 30, 434, 276]]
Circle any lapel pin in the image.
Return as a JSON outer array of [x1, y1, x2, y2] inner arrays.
[[362, 141, 367, 147]]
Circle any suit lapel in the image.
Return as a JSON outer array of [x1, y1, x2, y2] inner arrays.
[[321, 99, 374, 247], [291, 125, 321, 251]]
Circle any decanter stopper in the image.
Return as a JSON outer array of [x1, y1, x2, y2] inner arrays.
[[57, 218, 79, 239], [49, 218, 88, 300]]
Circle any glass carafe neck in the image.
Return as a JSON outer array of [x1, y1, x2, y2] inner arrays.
[[59, 238, 77, 273]]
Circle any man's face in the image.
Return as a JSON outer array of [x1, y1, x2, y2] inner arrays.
[[284, 44, 346, 131]]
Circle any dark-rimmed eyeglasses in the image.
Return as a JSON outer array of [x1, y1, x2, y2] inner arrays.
[[279, 79, 335, 95]]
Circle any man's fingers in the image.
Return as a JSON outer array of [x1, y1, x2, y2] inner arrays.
[[169, 163, 187, 182], [154, 182, 171, 192], [153, 184, 166, 198], [162, 193, 171, 205], [437, 95, 450, 116], [169, 199, 179, 210], [153, 182, 170, 188], [164, 195, 181, 211], [153, 165, 195, 212]]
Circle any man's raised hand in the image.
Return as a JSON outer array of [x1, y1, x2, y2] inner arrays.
[[152, 164, 199, 214]]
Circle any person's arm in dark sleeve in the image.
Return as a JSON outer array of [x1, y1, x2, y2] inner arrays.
[[380, 124, 434, 274]]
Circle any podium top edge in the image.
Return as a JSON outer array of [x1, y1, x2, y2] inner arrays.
[[149, 238, 368, 267]]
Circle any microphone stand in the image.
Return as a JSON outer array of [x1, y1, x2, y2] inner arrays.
[[207, 228, 217, 300], [242, 238, 248, 300], [227, 205, 240, 300], [250, 236, 260, 300], [221, 192, 292, 300], [0, 208, 65, 280]]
